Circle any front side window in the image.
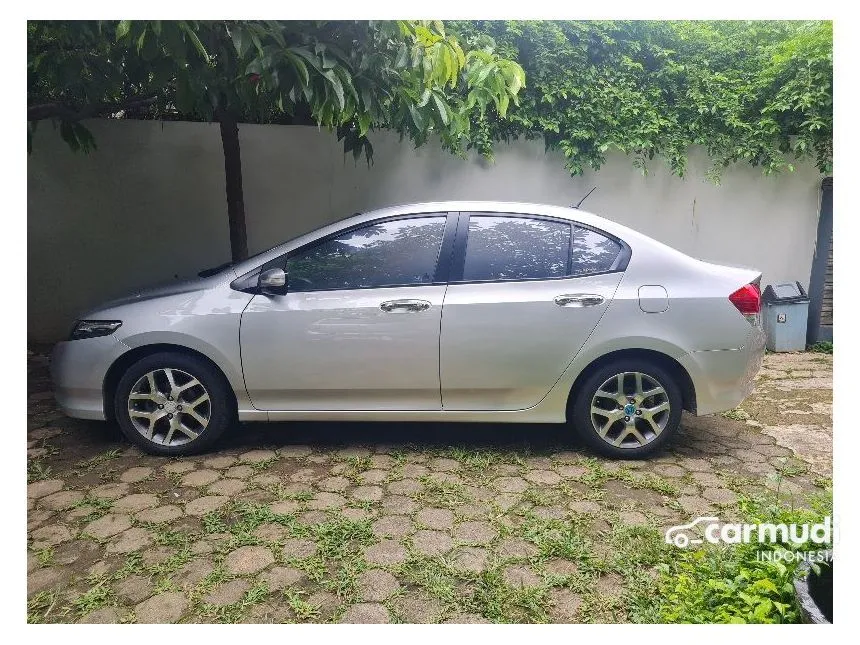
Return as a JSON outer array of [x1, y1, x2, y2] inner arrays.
[[462, 215, 572, 282], [286, 216, 447, 292]]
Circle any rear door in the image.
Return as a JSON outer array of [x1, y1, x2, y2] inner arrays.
[[240, 213, 456, 411], [440, 212, 627, 410]]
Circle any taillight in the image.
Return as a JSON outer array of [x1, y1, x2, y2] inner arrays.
[[729, 283, 761, 324]]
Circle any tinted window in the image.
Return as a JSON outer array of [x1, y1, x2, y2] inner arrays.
[[286, 217, 447, 292], [570, 226, 622, 275], [462, 216, 571, 281]]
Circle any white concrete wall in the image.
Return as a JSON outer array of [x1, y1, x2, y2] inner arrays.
[[28, 119, 823, 341]]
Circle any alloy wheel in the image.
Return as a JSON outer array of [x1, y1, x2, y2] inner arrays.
[[589, 371, 671, 448], [127, 367, 210, 446]]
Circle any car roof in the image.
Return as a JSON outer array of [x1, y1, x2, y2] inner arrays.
[[366, 201, 599, 223]]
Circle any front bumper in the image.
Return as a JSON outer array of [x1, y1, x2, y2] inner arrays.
[[51, 336, 127, 420], [679, 325, 766, 416]]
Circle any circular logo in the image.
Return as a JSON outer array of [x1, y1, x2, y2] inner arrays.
[[164, 400, 178, 413], [624, 403, 636, 416]]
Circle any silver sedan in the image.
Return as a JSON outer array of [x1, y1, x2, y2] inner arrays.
[[52, 201, 765, 457]]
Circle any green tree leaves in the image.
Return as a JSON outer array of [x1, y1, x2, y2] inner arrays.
[[449, 20, 832, 179], [27, 20, 526, 163]]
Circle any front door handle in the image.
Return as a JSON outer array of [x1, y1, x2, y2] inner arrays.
[[380, 299, 432, 313], [554, 294, 605, 307]]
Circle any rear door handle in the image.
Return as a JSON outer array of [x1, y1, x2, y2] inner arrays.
[[554, 294, 605, 307], [380, 299, 432, 313]]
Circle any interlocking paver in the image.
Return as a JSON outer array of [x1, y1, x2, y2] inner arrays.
[[120, 466, 153, 483], [24, 347, 831, 624], [372, 515, 414, 538], [135, 592, 187, 623], [203, 579, 250, 606], [184, 495, 229, 516], [135, 505, 183, 524], [453, 521, 498, 545], [114, 493, 159, 513], [115, 575, 154, 604], [339, 603, 390, 624], [225, 545, 275, 575], [261, 566, 306, 591], [40, 490, 84, 511], [28, 479, 63, 499], [492, 477, 529, 493], [282, 538, 317, 559], [415, 507, 454, 530], [83, 514, 132, 539], [412, 529, 453, 556], [105, 527, 152, 553], [357, 569, 400, 601], [364, 539, 409, 566]]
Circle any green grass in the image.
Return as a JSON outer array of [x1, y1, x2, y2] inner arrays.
[[249, 456, 281, 473], [27, 590, 60, 623], [27, 460, 53, 483], [721, 408, 751, 421], [75, 448, 122, 471], [284, 589, 322, 621], [198, 580, 272, 623], [415, 475, 469, 508], [34, 547, 55, 567], [469, 568, 550, 623], [72, 577, 115, 617], [807, 341, 833, 354], [338, 455, 373, 484]]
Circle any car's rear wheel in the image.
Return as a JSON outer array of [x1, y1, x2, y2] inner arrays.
[[571, 358, 682, 458], [114, 352, 233, 456]]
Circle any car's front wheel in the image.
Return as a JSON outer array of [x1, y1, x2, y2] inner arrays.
[[571, 359, 682, 458], [114, 352, 233, 456]]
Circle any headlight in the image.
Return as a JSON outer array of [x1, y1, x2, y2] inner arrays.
[[70, 320, 122, 340]]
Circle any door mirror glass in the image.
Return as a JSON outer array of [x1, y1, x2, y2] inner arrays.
[[259, 267, 288, 295]]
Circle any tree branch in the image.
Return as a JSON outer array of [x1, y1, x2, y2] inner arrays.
[[27, 95, 158, 123]]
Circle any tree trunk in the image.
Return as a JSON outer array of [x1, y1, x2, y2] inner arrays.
[[217, 109, 249, 263]]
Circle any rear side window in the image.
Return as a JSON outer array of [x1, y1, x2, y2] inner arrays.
[[461, 214, 622, 282], [570, 226, 622, 275], [286, 216, 447, 292], [462, 216, 571, 281]]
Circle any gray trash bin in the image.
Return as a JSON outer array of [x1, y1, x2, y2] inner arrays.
[[762, 282, 810, 352]]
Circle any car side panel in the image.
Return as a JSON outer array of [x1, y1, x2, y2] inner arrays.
[[240, 285, 447, 411], [70, 285, 259, 420], [440, 273, 623, 410]]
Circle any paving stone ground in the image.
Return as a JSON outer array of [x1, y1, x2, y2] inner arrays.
[[26, 346, 832, 623]]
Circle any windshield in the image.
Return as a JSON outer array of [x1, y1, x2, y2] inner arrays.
[[200, 212, 364, 278]]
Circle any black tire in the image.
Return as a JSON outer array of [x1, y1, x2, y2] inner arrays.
[[114, 352, 234, 456], [571, 358, 682, 459]]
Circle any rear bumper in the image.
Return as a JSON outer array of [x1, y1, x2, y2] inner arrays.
[[679, 325, 766, 416], [51, 337, 126, 420]]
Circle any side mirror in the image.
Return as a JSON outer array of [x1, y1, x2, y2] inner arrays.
[[258, 267, 288, 296]]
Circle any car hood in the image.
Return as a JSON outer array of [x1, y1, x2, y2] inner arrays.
[[80, 276, 221, 318]]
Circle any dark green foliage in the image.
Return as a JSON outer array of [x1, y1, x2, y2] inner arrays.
[[654, 492, 832, 623], [27, 20, 525, 161], [448, 20, 832, 179]]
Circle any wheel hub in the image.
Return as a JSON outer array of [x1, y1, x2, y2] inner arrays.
[[623, 403, 637, 416]]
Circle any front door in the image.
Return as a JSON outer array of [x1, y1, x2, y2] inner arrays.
[[241, 214, 452, 410], [440, 213, 627, 410]]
